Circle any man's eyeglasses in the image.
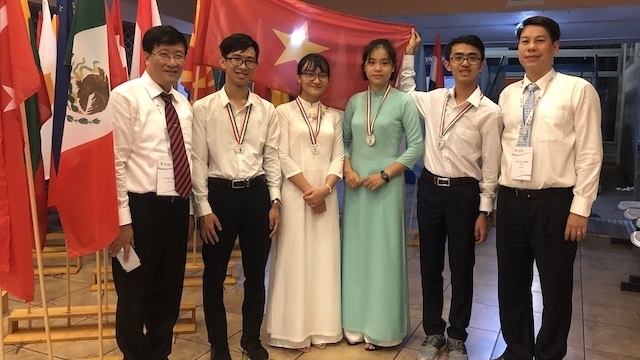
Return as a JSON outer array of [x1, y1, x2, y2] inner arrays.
[[225, 57, 258, 69], [300, 72, 329, 81], [151, 52, 186, 63], [449, 55, 481, 65]]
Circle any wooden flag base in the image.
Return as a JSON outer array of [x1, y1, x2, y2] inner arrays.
[[89, 255, 237, 292], [3, 302, 196, 345], [407, 229, 419, 247], [32, 232, 83, 276]]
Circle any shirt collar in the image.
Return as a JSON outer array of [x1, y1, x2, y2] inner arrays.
[[220, 86, 255, 109], [297, 96, 321, 109], [523, 68, 556, 93], [140, 71, 178, 100], [448, 85, 483, 108]]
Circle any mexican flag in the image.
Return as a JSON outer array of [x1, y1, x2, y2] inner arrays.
[[55, 0, 120, 258]]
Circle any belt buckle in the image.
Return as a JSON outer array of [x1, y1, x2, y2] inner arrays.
[[436, 177, 450, 187], [231, 179, 248, 189], [515, 188, 531, 199]]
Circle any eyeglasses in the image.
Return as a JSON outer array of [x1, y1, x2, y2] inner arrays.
[[151, 52, 186, 63], [300, 72, 329, 81], [449, 55, 481, 65], [225, 57, 258, 69]]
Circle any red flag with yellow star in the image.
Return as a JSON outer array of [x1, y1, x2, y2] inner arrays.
[[191, 0, 412, 109]]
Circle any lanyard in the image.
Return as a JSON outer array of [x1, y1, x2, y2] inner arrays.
[[226, 103, 252, 145], [295, 97, 323, 145], [438, 90, 480, 139], [365, 85, 391, 136]]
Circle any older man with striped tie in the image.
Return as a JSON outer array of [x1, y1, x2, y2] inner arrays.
[[495, 16, 602, 360], [108, 25, 194, 360]]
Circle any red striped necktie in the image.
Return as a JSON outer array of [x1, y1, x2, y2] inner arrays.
[[160, 92, 192, 199]]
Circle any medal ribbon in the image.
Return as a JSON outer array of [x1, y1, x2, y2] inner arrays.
[[438, 90, 482, 139], [226, 103, 252, 145], [366, 84, 391, 137], [295, 97, 323, 145]]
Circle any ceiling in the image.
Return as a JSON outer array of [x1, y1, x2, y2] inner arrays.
[[115, 0, 640, 47]]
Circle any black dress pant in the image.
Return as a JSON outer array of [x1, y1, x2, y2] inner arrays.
[[417, 177, 479, 342], [112, 192, 189, 360], [202, 179, 271, 350], [496, 186, 576, 360]]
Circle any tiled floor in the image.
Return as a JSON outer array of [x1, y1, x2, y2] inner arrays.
[[3, 166, 640, 359]]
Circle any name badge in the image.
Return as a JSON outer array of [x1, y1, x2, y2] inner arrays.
[[511, 147, 533, 181], [157, 158, 176, 195]]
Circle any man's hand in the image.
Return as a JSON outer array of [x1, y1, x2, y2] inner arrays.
[[406, 28, 422, 55], [187, 215, 195, 243], [344, 171, 362, 189], [474, 214, 489, 244], [269, 204, 281, 238], [109, 224, 134, 261], [200, 213, 222, 244], [564, 213, 588, 241], [303, 186, 330, 207], [361, 172, 386, 191]]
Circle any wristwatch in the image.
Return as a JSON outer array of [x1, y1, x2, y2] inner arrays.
[[480, 211, 491, 218], [271, 198, 282, 206], [380, 170, 390, 182]]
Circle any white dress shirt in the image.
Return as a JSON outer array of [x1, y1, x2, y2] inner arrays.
[[498, 69, 603, 217], [191, 88, 281, 217], [400, 55, 502, 212], [111, 72, 194, 225]]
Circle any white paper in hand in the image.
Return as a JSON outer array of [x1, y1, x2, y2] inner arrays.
[[116, 247, 141, 272]]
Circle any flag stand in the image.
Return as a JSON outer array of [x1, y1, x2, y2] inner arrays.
[[1, 287, 4, 360], [19, 103, 54, 359]]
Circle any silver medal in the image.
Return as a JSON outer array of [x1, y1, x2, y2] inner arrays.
[[436, 137, 445, 150], [366, 134, 376, 146], [311, 144, 319, 155], [234, 144, 245, 154]]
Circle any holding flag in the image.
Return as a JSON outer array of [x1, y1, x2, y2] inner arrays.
[[190, 0, 412, 109], [55, 0, 120, 257], [429, 34, 445, 90]]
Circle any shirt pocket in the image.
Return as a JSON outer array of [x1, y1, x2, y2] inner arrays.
[[450, 126, 480, 158], [536, 107, 571, 142]]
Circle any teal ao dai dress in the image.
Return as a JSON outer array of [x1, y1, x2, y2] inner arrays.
[[341, 87, 424, 345]]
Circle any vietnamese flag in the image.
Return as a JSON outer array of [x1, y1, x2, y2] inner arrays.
[[191, 0, 412, 110], [0, 0, 42, 302]]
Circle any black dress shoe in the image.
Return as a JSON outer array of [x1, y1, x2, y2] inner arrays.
[[240, 338, 268, 360], [210, 345, 232, 360]]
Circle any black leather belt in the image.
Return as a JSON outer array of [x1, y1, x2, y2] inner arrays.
[[129, 192, 188, 203], [501, 186, 573, 199], [208, 174, 267, 189], [421, 168, 477, 187]]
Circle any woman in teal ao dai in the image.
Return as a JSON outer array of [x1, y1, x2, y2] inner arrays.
[[341, 39, 424, 350]]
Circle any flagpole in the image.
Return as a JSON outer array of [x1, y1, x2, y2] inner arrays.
[[65, 250, 71, 326], [1, 287, 5, 360], [19, 103, 53, 359], [95, 251, 104, 359]]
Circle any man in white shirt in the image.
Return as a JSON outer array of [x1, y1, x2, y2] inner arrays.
[[495, 16, 602, 360], [191, 33, 281, 360], [400, 31, 501, 360], [108, 26, 194, 360]]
